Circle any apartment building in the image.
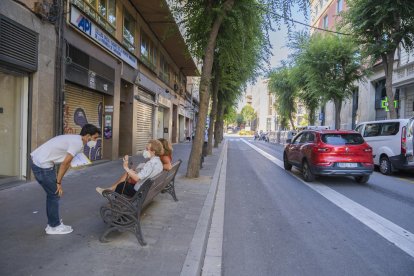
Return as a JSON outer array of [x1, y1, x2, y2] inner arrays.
[[0, 0, 198, 185], [310, 0, 414, 130]]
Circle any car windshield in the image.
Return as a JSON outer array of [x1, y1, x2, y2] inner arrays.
[[321, 133, 364, 145]]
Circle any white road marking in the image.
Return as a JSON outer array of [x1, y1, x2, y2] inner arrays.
[[202, 141, 228, 275], [241, 139, 414, 258]]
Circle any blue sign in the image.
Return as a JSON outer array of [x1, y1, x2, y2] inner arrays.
[[70, 6, 138, 69]]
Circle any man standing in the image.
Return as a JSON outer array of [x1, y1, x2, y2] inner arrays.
[[31, 124, 101, 235]]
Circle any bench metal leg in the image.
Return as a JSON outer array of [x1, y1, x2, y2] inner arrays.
[[100, 226, 117, 243], [134, 223, 146, 246], [163, 181, 178, 202]]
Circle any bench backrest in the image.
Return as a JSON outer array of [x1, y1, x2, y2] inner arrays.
[[142, 159, 182, 208], [164, 160, 182, 185]]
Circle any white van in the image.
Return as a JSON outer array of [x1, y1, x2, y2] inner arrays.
[[355, 118, 414, 175]]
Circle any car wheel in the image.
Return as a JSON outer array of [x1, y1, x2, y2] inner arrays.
[[379, 156, 392, 175], [283, 153, 292, 171], [302, 160, 315, 182], [355, 175, 370, 184]]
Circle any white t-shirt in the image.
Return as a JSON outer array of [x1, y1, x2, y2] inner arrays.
[[31, 135, 84, 168]]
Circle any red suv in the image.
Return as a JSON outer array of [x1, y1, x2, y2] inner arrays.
[[283, 130, 374, 183]]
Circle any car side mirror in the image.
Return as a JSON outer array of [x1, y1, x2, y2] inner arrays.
[[286, 139, 292, 144]]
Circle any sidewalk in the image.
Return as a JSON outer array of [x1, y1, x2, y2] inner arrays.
[[0, 142, 224, 276]]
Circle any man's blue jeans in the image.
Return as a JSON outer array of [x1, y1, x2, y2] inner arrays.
[[31, 163, 60, 227]]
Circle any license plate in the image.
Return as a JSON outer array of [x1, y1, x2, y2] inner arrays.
[[337, 163, 358, 168]]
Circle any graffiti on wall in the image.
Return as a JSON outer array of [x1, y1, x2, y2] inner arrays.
[[63, 102, 103, 161]]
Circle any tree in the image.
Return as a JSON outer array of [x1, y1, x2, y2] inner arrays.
[[290, 65, 319, 125], [241, 105, 256, 128], [297, 33, 363, 129], [287, 32, 320, 125], [268, 67, 297, 129], [223, 106, 237, 126], [174, 0, 308, 177], [236, 113, 245, 127], [342, 0, 414, 119]]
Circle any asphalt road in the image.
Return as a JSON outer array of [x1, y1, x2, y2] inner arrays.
[[222, 138, 414, 276]]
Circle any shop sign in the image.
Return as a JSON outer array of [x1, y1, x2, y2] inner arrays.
[[88, 71, 96, 89], [105, 105, 114, 113], [158, 95, 171, 107], [70, 6, 138, 69]]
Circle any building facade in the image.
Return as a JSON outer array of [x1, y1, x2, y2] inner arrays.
[[310, 0, 414, 130], [248, 79, 278, 132], [0, 0, 198, 186]]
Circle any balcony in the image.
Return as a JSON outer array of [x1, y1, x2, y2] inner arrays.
[[393, 63, 414, 87]]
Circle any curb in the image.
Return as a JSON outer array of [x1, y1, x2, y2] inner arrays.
[[180, 140, 228, 276]]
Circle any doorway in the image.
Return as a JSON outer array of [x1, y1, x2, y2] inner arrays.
[[0, 71, 28, 184]]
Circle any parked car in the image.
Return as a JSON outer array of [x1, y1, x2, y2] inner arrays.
[[355, 118, 414, 175], [283, 130, 374, 183]]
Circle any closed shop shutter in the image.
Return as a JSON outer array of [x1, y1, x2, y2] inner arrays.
[[136, 90, 154, 151], [64, 83, 103, 161]]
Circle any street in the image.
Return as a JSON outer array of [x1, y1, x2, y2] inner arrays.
[[222, 138, 414, 275]]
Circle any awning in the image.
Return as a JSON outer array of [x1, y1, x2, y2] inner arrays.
[[130, 0, 199, 76]]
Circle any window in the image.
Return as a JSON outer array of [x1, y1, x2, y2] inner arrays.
[[160, 55, 170, 83], [380, 122, 400, 136], [323, 15, 329, 29], [319, 0, 323, 9], [141, 33, 157, 70], [123, 9, 135, 52], [321, 134, 364, 145], [74, 0, 116, 35], [307, 133, 315, 143], [337, 0, 343, 13], [364, 123, 380, 137], [292, 133, 303, 145], [355, 125, 363, 134], [299, 132, 309, 144]]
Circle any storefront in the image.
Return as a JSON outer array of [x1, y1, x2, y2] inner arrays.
[[157, 94, 171, 139], [0, 72, 29, 183], [0, 14, 38, 183], [135, 90, 155, 152], [64, 44, 115, 161], [64, 83, 104, 160]]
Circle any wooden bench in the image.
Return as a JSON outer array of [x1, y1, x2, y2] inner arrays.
[[99, 159, 182, 246]]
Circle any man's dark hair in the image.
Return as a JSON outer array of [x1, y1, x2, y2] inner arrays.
[[80, 124, 101, 136]]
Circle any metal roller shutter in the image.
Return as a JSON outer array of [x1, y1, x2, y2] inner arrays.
[[64, 83, 103, 161], [136, 90, 154, 152]]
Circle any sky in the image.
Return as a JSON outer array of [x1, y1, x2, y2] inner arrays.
[[237, 5, 310, 111]]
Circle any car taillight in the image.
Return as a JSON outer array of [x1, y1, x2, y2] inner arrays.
[[314, 147, 331, 152], [402, 126, 407, 155], [363, 147, 372, 152], [362, 162, 374, 168]]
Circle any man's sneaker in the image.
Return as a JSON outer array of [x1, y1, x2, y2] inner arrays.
[[45, 219, 71, 232], [46, 223, 73, 235]]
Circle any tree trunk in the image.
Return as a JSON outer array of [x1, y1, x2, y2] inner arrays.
[[218, 118, 224, 143], [289, 115, 295, 130], [382, 51, 398, 119], [186, 0, 235, 178], [308, 109, 315, 125], [334, 98, 342, 129], [214, 92, 224, 147], [207, 65, 219, 155]]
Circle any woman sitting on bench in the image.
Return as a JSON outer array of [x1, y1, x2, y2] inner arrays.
[[158, 138, 173, 171], [96, 139, 164, 197]]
